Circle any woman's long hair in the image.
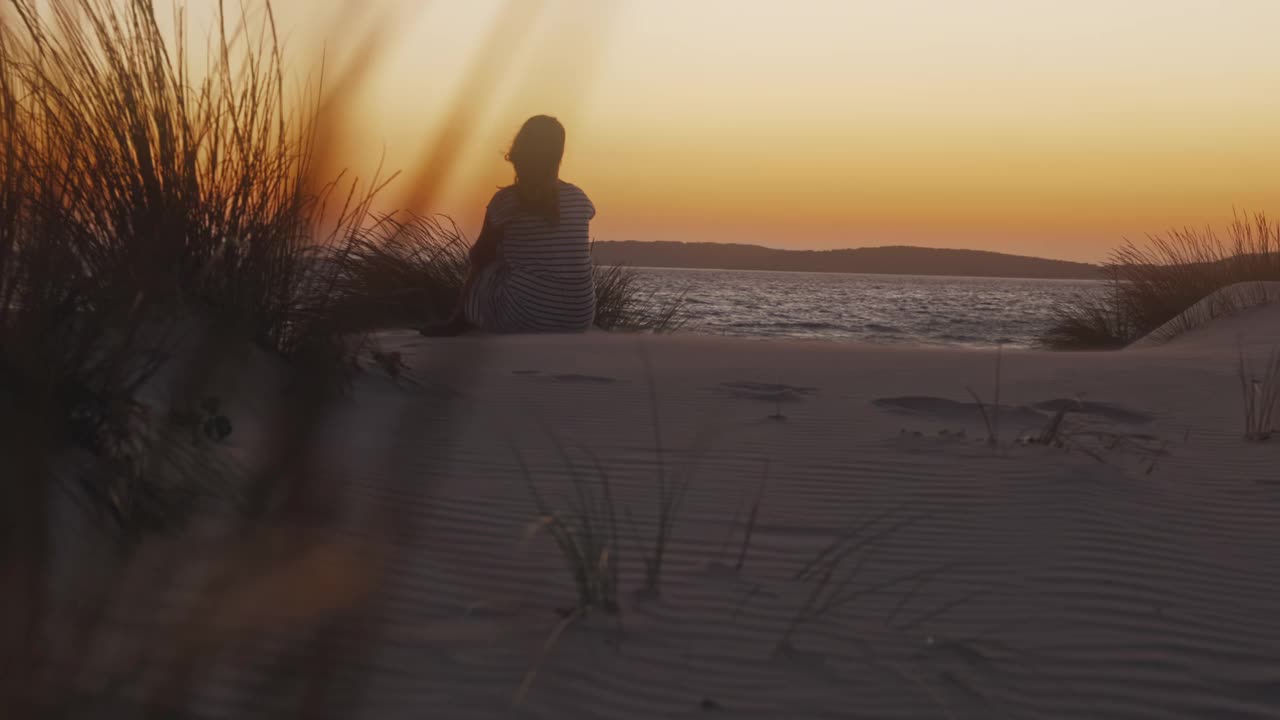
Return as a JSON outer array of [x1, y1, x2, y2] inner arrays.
[[506, 115, 565, 226]]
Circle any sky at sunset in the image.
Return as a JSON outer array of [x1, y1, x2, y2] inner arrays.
[[185, 0, 1280, 262]]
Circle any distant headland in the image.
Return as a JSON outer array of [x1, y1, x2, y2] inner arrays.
[[592, 241, 1103, 280]]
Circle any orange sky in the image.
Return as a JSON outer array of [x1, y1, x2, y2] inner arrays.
[[187, 0, 1280, 263]]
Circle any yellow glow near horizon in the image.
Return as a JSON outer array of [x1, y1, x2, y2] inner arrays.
[[190, 0, 1280, 262]]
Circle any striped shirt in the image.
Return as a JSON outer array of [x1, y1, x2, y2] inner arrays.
[[463, 182, 597, 333]]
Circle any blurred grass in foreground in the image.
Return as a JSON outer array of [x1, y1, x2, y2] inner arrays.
[[0, 0, 659, 715]]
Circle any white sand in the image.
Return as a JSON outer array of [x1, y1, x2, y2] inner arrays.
[[54, 314, 1280, 718]]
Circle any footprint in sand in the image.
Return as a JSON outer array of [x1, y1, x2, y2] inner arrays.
[[872, 396, 1046, 426], [717, 381, 817, 403], [1030, 399, 1154, 425], [510, 370, 621, 384], [551, 373, 621, 384], [873, 396, 1153, 426]]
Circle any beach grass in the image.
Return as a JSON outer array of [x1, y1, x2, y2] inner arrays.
[[1, 0, 357, 706], [523, 449, 623, 614], [514, 359, 715, 608], [592, 262, 689, 332], [1040, 286, 1133, 350], [1043, 212, 1280, 349], [328, 214, 472, 331], [0, 0, 376, 534]]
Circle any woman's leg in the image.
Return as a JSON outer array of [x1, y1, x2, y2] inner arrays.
[[421, 265, 480, 337], [423, 220, 502, 337]]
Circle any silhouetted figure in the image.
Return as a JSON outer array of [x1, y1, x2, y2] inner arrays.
[[424, 115, 596, 336]]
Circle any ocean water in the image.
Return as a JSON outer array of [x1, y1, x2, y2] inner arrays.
[[630, 267, 1101, 349]]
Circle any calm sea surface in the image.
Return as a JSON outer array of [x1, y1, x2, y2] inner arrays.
[[630, 267, 1101, 349]]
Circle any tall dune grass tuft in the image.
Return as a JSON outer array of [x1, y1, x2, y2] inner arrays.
[[1039, 281, 1133, 350], [517, 440, 622, 614], [1043, 212, 1280, 349], [0, 0, 401, 538], [592, 263, 688, 332], [328, 214, 471, 331], [5, 0, 342, 351], [0, 1, 384, 705]]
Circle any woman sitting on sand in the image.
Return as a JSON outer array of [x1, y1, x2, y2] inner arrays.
[[424, 115, 597, 336]]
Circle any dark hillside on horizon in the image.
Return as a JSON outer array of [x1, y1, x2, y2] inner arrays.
[[593, 241, 1103, 280]]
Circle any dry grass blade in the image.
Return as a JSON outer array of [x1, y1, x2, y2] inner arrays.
[[1239, 347, 1280, 441], [779, 509, 934, 652], [634, 345, 720, 596], [512, 607, 582, 708], [966, 345, 1003, 446], [1028, 405, 1070, 446], [966, 387, 996, 446], [639, 343, 676, 596], [716, 493, 748, 563], [793, 501, 911, 581], [735, 459, 769, 572], [893, 589, 987, 632]]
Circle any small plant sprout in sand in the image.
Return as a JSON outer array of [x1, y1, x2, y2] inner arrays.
[[517, 349, 713, 611], [1018, 395, 1095, 449], [966, 345, 1003, 446], [1239, 347, 1280, 442], [517, 442, 621, 615], [511, 438, 625, 709], [1026, 404, 1070, 447], [1015, 398, 1169, 474]]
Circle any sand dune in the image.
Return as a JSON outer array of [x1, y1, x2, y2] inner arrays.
[[54, 316, 1280, 719], [1131, 281, 1280, 350]]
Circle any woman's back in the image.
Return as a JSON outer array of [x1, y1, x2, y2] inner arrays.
[[467, 181, 597, 332]]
